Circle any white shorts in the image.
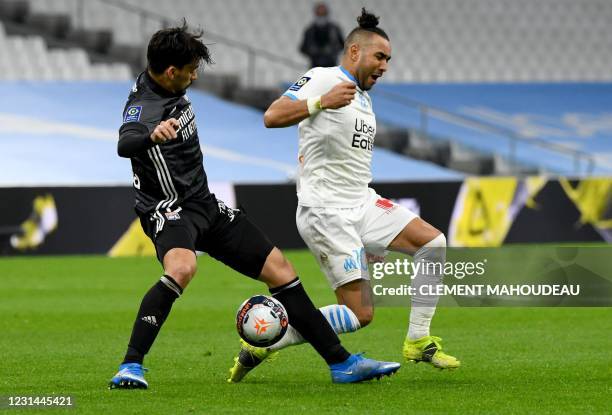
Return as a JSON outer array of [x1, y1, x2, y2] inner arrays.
[[296, 188, 418, 289]]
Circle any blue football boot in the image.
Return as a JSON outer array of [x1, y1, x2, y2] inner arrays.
[[330, 354, 400, 383], [108, 363, 148, 389]]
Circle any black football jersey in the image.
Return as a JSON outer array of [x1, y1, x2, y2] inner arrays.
[[119, 71, 210, 216]]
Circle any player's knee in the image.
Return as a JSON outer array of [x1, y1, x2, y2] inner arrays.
[[355, 307, 374, 327], [273, 256, 296, 282], [163, 249, 198, 288], [415, 232, 446, 260], [166, 262, 197, 287], [426, 232, 446, 249], [415, 233, 446, 267], [277, 255, 296, 277], [259, 248, 297, 287]]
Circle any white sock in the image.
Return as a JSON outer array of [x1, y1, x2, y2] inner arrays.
[[408, 306, 436, 340], [267, 324, 304, 351], [319, 304, 361, 334], [407, 234, 446, 341], [268, 304, 361, 352]]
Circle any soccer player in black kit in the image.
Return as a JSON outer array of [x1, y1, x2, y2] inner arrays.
[[108, 22, 399, 389]]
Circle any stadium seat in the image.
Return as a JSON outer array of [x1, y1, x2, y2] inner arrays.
[[0, 21, 132, 81], [0, 0, 29, 22], [18, 0, 612, 85], [3, 1, 610, 176]]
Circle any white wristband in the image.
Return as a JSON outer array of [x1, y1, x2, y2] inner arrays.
[[307, 96, 323, 116]]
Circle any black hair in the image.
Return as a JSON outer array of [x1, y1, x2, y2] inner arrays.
[[147, 20, 213, 74], [345, 8, 389, 46]]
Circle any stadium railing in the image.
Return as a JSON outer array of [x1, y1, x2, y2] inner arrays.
[[371, 89, 597, 176], [70, 0, 304, 87]]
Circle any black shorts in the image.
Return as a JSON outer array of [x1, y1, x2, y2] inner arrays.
[[139, 194, 274, 279]]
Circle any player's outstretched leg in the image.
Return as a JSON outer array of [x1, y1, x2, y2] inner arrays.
[[228, 279, 370, 382], [228, 247, 399, 383], [229, 280, 371, 383], [228, 284, 397, 383], [228, 304, 360, 383]]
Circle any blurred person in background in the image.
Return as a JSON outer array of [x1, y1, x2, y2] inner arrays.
[[300, 2, 344, 67]]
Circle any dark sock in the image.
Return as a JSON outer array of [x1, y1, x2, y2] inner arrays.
[[270, 277, 350, 365], [122, 275, 183, 364]]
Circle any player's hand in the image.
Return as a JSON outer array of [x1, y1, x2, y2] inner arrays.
[[150, 118, 179, 144], [321, 82, 356, 109]]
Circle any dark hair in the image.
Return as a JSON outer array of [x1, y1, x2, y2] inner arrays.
[[147, 20, 212, 74], [345, 8, 389, 46]]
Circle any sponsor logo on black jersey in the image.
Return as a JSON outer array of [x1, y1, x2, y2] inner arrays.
[[124, 106, 142, 123], [176, 106, 197, 141], [164, 207, 182, 221], [217, 199, 239, 222]]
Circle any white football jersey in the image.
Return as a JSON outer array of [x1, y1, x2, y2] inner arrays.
[[283, 66, 376, 208]]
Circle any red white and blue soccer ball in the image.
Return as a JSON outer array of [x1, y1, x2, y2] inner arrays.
[[236, 295, 289, 347]]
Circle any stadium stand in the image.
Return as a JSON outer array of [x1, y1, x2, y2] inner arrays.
[[0, 20, 132, 80], [17, 0, 612, 85], [0, 82, 463, 185], [1, 0, 610, 177]]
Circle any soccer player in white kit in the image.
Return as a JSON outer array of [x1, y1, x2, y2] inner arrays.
[[228, 9, 459, 383]]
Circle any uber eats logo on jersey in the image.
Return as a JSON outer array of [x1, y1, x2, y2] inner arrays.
[[352, 118, 375, 151]]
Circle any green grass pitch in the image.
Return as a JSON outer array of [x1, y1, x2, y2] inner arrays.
[[1, 252, 610, 414]]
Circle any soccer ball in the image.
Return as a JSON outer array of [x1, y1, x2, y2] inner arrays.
[[236, 295, 289, 347]]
